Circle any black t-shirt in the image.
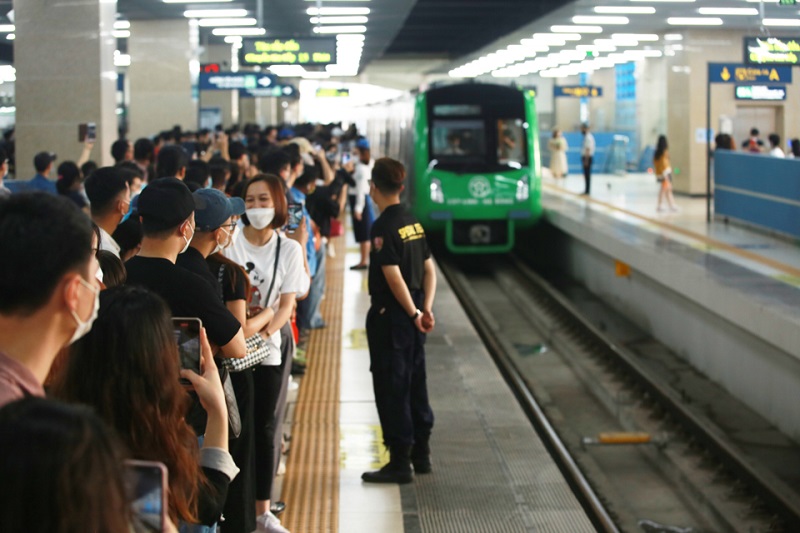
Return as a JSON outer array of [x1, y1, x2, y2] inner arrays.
[[207, 257, 248, 303], [306, 185, 340, 237], [125, 255, 241, 348], [368, 204, 431, 302], [176, 247, 221, 294]]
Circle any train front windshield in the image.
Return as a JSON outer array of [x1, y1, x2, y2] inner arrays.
[[428, 91, 528, 173]]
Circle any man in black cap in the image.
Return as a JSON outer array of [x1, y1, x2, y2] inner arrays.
[[125, 177, 246, 360], [156, 144, 189, 181], [27, 152, 58, 194], [84, 167, 130, 258]]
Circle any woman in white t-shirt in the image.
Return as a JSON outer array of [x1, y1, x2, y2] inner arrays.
[[224, 174, 309, 532], [347, 141, 375, 270]]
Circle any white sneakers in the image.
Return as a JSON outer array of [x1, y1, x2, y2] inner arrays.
[[254, 511, 290, 533]]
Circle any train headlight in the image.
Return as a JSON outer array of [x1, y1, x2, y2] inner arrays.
[[516, 176, 529, 201], [430, 178, 444, 204]]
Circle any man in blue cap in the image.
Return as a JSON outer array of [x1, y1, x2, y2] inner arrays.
[[177, 187, 245, 291]]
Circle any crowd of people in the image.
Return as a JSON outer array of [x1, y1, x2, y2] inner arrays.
[[0, 122, 423, 533]]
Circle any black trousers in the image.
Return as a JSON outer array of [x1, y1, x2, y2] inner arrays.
[[582, 156, 593, 194], [220, 369, 255, 533], [253, 363, 283, 501], [366, 297, 434, 449]]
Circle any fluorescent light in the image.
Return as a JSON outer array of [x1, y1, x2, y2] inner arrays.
[[307, 7, 370, 15], [572, 16, 629, 25], [664, 33, 683, 41], [667, 17, 723, 26], [113, 21, 129, 30], [594, 7, 655, 14], [313, 25, 366, 33], [163, 0, 233, 2], [269, 65, 306, 77], [631, 0, 693, 2], [114, 53, 131, 67], [534, 32, 581, 41], [197, 18, 256, 27], [223, 36, 242, 43], [184, 9, 248, 18], [211, 27, 266, 36], [302, 72, 331, 79], [6, 34, 13, 41], [698, 7, 757, 16], [337, 34, 365, 42], [310, 16, 368, 24], [763, 19, 800, 27], [551, 25, 603, 33], [612, 33, 658, 41], [113, 30, 130, 38]]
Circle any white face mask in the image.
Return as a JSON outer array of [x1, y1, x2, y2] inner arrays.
[[180, 222, 195, 254], [212, 227, 232, 255], [69, 278, 100, 345], [246, 208, 275, 230], [95, 266, 104, 285]]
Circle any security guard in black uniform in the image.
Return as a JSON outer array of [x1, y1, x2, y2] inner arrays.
[[362, 157, 437, 484]]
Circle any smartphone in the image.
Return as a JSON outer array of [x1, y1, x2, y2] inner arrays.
[[341, 152, 351, 165], [286, 202, 303, 233], [87, 122, 96, 142], [124, 460, 168, 533], [172, 317, 202, 384]]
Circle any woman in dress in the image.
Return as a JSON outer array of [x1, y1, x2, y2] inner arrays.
[[548, 129, 568, 179], [654, 135, 678, 212]]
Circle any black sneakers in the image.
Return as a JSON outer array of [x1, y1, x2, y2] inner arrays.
[[362, 445, 414, 484], [411, 438, 432, 474]]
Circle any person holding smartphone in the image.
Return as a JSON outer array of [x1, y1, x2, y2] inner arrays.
[[52, 286, 239, 529], [224, 174, 309, 533]]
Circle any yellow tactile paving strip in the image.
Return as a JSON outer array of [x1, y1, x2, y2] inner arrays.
[[282, 237, 344, 533]]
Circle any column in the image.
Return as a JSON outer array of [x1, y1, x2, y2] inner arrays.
[[14, 0, 117, 177], [200, 44, 236, 128], [128, 19, 197, 140]]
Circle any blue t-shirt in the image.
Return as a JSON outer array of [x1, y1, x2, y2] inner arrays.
[[289, 187, 317, 277]]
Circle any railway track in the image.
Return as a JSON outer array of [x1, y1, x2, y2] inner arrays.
[[437, 253, 798, 532]]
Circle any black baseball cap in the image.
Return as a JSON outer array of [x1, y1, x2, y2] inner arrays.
[[33, 152, 56, 172], [137, 177, 196, 230]]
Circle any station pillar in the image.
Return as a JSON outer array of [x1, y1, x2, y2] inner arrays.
[[200, 44, 236, 129], [13, 0, 117, 176], [128, 19, 198, 140]]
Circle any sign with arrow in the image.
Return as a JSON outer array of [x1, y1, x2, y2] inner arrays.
[[708, 63, 792, 84], [239, 84, 298, 98], [198, 72, 278, 91]]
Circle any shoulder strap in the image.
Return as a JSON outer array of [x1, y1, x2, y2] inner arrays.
[[216, 262, 225, 301], [264, 235, 281, 304]]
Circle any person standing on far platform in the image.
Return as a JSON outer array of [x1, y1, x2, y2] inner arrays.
[[548, 128, 568, 180], [654, 135, 678, 212], [581, 124, 595, 195], [362, 157, 436, 485]]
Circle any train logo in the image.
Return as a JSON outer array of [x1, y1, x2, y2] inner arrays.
[[468, 176, 492, 199]]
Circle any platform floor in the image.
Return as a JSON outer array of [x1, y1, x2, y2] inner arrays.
[[335, 234, 594, 532], [543, 172, 800, 280]]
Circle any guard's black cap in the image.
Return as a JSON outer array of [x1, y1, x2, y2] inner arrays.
[[137, 177, 195, 230]]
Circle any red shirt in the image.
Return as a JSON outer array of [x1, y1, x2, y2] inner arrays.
[[0, 351, 45, 407]]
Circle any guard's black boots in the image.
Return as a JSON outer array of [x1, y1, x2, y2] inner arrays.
[[411, 438, 432, 474], [362, 446, 413, 484]]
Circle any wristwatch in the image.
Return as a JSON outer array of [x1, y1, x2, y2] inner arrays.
[[410, 309, 422, 320]]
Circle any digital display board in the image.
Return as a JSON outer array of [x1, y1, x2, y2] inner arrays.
[[744, 37, 800, 66], [315, 88, 349, 98], [240, 38, 336, 66], [735, 84, 787, 101], [554, 85, 603, 98]]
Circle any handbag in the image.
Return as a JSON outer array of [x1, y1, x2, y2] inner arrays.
[[214, 360, 242, 439], [222, 236, 281, 373], [329, 218, 344, 237]]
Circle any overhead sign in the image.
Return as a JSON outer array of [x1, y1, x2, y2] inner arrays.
[[315, 88, 349, 98], [779, 0, 796, 5], [198, 72, 277, 91], [239, 84, 298, 98], [240, 37, 336, 66], [735, 84, 787, 101], [744, 37, 800, 66], [709, 63, 792, 84], [554, 85, 603, 98], [201, 63, 222, 74]]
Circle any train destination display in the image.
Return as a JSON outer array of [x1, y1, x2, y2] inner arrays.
[[241, 38, 336, 66]]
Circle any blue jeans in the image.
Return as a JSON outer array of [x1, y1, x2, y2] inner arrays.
[[297, 242, 326, 329]]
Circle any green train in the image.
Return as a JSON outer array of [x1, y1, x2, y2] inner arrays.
[[358, 83, 542, 253]]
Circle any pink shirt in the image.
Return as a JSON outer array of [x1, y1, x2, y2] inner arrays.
[[0, 351, 45, 407]]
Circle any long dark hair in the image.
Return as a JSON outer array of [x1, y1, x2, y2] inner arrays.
[[654, 135, 668, 160], [51, 285, 205, 524], [0, 397, 131, 533]]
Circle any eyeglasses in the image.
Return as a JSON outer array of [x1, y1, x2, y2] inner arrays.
[[221, 222, 237, 231]]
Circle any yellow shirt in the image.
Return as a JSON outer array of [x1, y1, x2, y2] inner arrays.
[[654, 149, 670, 176]]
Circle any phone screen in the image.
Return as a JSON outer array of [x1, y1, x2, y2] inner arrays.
[[125, 460, 167, 533], [86, 123, 96, 142], [286, 203, 303, 233], [173, 317, 202, 383], [341, 153, 351, 165]]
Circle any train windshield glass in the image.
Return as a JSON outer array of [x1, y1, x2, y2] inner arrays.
[[431, 120, 486, 160], [497, 119, 527, 167]]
